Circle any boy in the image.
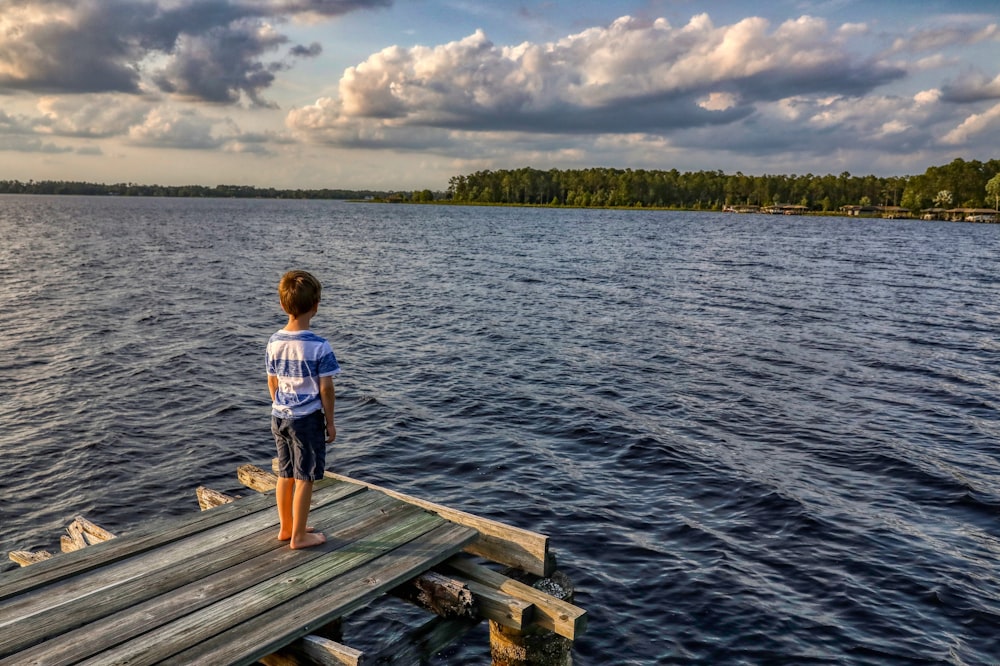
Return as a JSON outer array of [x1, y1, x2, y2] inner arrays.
[[266, 270, 340, 549]]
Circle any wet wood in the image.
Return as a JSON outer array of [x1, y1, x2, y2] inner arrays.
[[392, 570, 474, 618], [443, 556, 587, 640]]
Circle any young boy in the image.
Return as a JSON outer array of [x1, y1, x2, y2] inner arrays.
[[266, 270, 340, 549]]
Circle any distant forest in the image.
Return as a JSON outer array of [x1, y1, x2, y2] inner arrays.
[[447, 158, 1000, 211], [2, 157, 998, 211], [0, 181, 389, 200]]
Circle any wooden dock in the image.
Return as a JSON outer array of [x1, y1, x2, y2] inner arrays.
[[0, 469, 587, 665]]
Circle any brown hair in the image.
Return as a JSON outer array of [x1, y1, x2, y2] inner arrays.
[[278, 270, 322, 317]]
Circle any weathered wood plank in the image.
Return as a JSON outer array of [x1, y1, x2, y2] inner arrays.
[[463, 578, 534, 631], [0, 481, 365, 625], [442, 557, 587, 640], [0, 488, 386, 659], [392, 571, 532, 630], [261, 635, 365, 666], [392, 571, 475, 618], [0, 492, 270, 601], [0, 490, 400, 664], [160, 522, 479, 666], [71, 508, 447, 666], [0, 476, 346, 602]]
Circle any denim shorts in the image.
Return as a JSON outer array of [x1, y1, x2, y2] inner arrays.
[[272, 410, 327, 481]]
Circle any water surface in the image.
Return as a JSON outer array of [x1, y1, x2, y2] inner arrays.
[[1, 195, 999, 664]]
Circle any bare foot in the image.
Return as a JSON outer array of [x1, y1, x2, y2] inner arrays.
[[290, 531, 326, 549], [277, 526, 315, 541]]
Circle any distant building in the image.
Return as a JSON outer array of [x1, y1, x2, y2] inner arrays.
[[763, 204, 809, 215], [840, 205, 910, 218]]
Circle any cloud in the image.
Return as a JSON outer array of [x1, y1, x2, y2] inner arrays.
[[941, 102, 1000, 145], [889, 21, 999, 54], [127, 107, 233, 149], [941, 70, 1000, 103], [286, 13, 906, 150], [34, 96, 151, 138], [0, 0, 388, 104], [0, 108, 74, 153], [151, 21, 291, 106]]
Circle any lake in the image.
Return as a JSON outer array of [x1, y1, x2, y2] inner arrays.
[[1, 195, 999, 664]]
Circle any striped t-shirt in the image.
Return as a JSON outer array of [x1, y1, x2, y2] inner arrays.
[[266, 329, 341, 419]]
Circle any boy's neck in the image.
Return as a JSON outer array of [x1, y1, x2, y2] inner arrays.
[[284, 313, 313, 332]]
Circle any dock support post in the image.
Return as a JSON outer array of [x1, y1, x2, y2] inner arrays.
[[488, 570, 574, 666]]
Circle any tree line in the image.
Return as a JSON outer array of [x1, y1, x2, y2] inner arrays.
[[446, 158, 1000, 211], [0, 180, 390, 200]]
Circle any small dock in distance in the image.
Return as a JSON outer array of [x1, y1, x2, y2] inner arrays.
[[0, 465, 587, 665]]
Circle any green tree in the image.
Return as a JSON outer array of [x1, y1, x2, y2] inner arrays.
[[987, 173, 1000, 211]]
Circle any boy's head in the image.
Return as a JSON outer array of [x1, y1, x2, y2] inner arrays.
[[278, 270, 322, 317]]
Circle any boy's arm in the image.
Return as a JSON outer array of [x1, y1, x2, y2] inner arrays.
[[268, 375, 279, 402], [319, 376, 336, 443]]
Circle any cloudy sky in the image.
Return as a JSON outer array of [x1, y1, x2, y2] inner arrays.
[[0, 0, 998, 190]]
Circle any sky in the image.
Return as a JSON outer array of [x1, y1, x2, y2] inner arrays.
[[0, 0, 998, 191]]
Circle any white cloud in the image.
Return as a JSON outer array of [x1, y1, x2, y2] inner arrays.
[[941, 102, 1000, 145], [699, 92, 739, 111], [287, 13, 905, 148], [127, 108, 231, 149], [35, 95, 151, 138]]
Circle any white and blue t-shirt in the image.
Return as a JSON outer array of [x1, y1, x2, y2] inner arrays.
[[266, 329, 341, 419]]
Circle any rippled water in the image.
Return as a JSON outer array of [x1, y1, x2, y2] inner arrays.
[[2, 195, 999, 664]]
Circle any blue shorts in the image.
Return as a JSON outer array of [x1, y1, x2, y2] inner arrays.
[[272, 411, 327, 481]]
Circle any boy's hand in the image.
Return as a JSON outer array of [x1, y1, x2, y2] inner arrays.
[[326, 422, 336, 442]]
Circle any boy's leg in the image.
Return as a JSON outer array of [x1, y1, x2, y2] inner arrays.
[[292, 412, 327, 548], [275, 477, 295, 541], [290, 480, 326, 549], [273, 417, 296, 541]]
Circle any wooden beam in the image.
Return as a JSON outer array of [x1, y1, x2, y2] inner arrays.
[[265, 460, 553, 577], [392, 571, 531, 631], [442, 557, 587, 640], [392, 571, 475, 618], [463, 578, 534, 631], [260, 634, 365, 666]]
